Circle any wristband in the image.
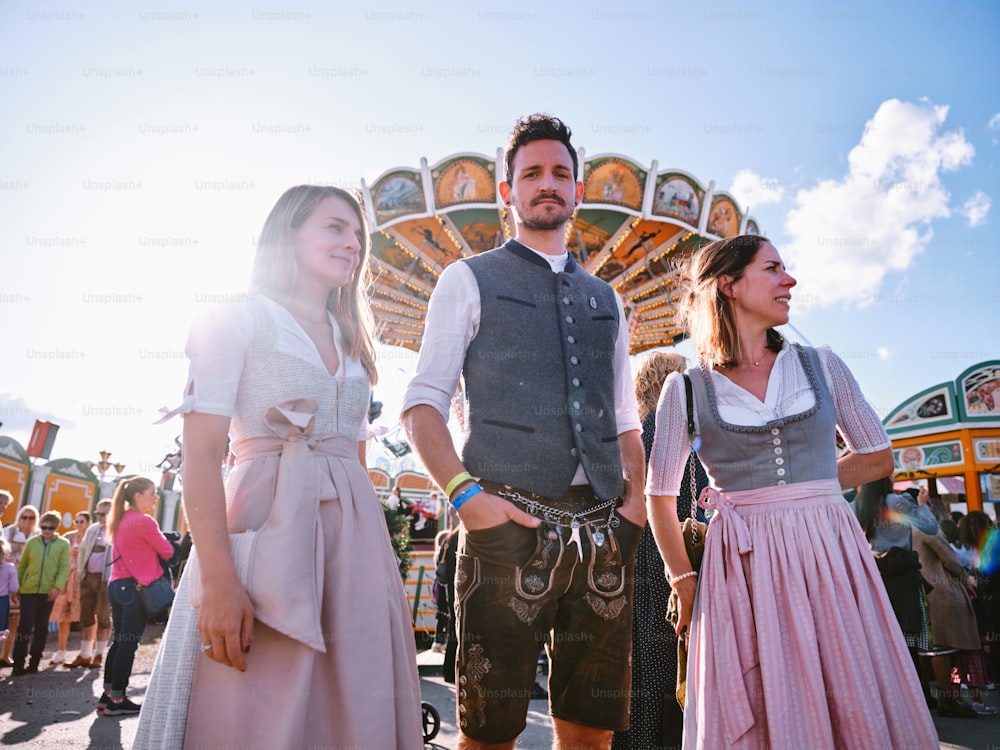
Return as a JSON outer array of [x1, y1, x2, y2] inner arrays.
[[451, 483, 483, 511], [669, 570, 698, 587], [445, 471, 473, 499]]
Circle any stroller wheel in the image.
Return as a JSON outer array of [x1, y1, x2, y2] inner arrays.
[[421, 700, 440, 742]]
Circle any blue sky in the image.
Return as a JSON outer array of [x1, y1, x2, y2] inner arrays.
[[1, 0, 997, 477]]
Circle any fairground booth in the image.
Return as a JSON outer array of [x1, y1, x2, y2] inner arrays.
[[885, 360, 1000, 518], [0, 426, 182, 534]]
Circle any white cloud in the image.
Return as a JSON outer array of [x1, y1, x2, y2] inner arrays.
[[962, 191, 991, 226], [729, 168, 786, 207], [782, 99, 974, 308], [988, 113, 1000, 145]]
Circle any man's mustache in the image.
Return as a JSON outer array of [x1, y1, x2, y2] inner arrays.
[[531, 193, 565, 206]]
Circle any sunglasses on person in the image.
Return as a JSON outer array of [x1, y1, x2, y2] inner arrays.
[[19, 515, 36, 522], [40, 525, 57, 531]]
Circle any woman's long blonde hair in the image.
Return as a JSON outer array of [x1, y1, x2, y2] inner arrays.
[[634, 351, 687, 421], [249, 185, 378, 384], [681, 234, 783, 369], [107, 476, 156, 542]]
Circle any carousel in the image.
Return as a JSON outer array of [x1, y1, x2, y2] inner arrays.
[[359, 148, 760, 357]]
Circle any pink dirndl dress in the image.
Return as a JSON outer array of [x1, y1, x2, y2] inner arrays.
[[685, 481, 938, 749], [134, 297, 423, 750]]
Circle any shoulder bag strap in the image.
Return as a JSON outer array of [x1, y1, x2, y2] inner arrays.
[[682, 374, 703, 535]]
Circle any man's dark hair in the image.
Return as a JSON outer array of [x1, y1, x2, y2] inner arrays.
[[504, 114, 578, 183]]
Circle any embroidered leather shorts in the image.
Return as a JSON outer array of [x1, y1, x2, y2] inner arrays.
[[454, 511, 642, 744]]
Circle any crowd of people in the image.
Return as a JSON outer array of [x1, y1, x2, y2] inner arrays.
[[1, 112, 998, 750], [0, 482, 176, 717]]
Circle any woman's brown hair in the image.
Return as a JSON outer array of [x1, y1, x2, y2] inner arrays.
[[249, 185, 378, 384], [107, 476, 156, 542], [681, 234, 783, 369]]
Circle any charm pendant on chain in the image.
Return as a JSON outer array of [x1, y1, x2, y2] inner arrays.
[[568, 518, 583, 561]]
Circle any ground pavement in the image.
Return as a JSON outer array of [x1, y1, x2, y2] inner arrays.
[[0, 626, 996, 749]]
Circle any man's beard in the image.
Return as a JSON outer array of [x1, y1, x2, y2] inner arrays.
[[519, 200, 574, 231]]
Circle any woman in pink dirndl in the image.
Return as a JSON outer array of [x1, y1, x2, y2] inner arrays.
[[646, 235, 938, 749]]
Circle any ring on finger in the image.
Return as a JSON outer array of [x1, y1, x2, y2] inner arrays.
[[200, 643, 212, 652]]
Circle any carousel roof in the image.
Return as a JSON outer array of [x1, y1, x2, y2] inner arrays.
[[360, 149, 761, 355]]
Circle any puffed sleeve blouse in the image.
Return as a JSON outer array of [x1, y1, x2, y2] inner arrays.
[[646, 341, 890, 497], [159, 295, 369, 441]]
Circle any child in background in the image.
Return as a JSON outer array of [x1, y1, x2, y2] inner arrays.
[[0, 538, 18, 644]]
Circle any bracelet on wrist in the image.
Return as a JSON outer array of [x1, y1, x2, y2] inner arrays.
[[669, 570, 698, 587], [451, 483, 483, 511], [445, 471, 473, 499]]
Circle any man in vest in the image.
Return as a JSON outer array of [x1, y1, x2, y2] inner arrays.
[[402, 114, 645, 750]]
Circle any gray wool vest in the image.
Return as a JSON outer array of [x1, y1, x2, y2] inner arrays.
[[460, 241, 625, 501], [688, 344, 838, 491]]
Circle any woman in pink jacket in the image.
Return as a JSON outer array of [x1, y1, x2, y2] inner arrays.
[[101, 477, 173, 716]]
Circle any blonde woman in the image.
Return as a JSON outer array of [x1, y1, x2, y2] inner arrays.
[[646, 235, 938, 748], [137, 186, 422, 749]]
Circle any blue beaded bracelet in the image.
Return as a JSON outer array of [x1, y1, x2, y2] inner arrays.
[[451, 482, 483, 511]]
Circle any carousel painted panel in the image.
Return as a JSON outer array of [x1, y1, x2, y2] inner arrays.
[[370, 169, 427, 227], [432, 155, 496, 208], [958, 361, 1000, 421], [973, 436, 1000, 464], [583, 155, 647, 212], [884, 383, 958, 434], [893, 440, 964, 476], [652, 171, 704, 228], [707, 193, 741, 238]]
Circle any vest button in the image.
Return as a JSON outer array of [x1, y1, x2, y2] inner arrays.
[[570, 356, 579, 365], [772, 438, 781, 446], [562, 296, 570, 305], [771, 428, 780, 435], [573, 401, 581, 409], [774, 447, 782, 455], [567, 335, 575, 344], [776, 468, 785, 476], [575, 423, 583, 432], [775, 457, 784, 465], [565, 315, 574, 324], [570, 448, 578, 456], [777, 480, 786, 485], [572, 378, 581, 386]]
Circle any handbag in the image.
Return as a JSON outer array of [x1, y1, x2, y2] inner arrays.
[[136, 573, 175, 620]]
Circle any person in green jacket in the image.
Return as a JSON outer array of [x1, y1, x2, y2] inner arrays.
[[12, 511, 70, 675]]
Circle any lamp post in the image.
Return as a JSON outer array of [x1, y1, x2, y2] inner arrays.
[[88, 450, 126, 500]]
